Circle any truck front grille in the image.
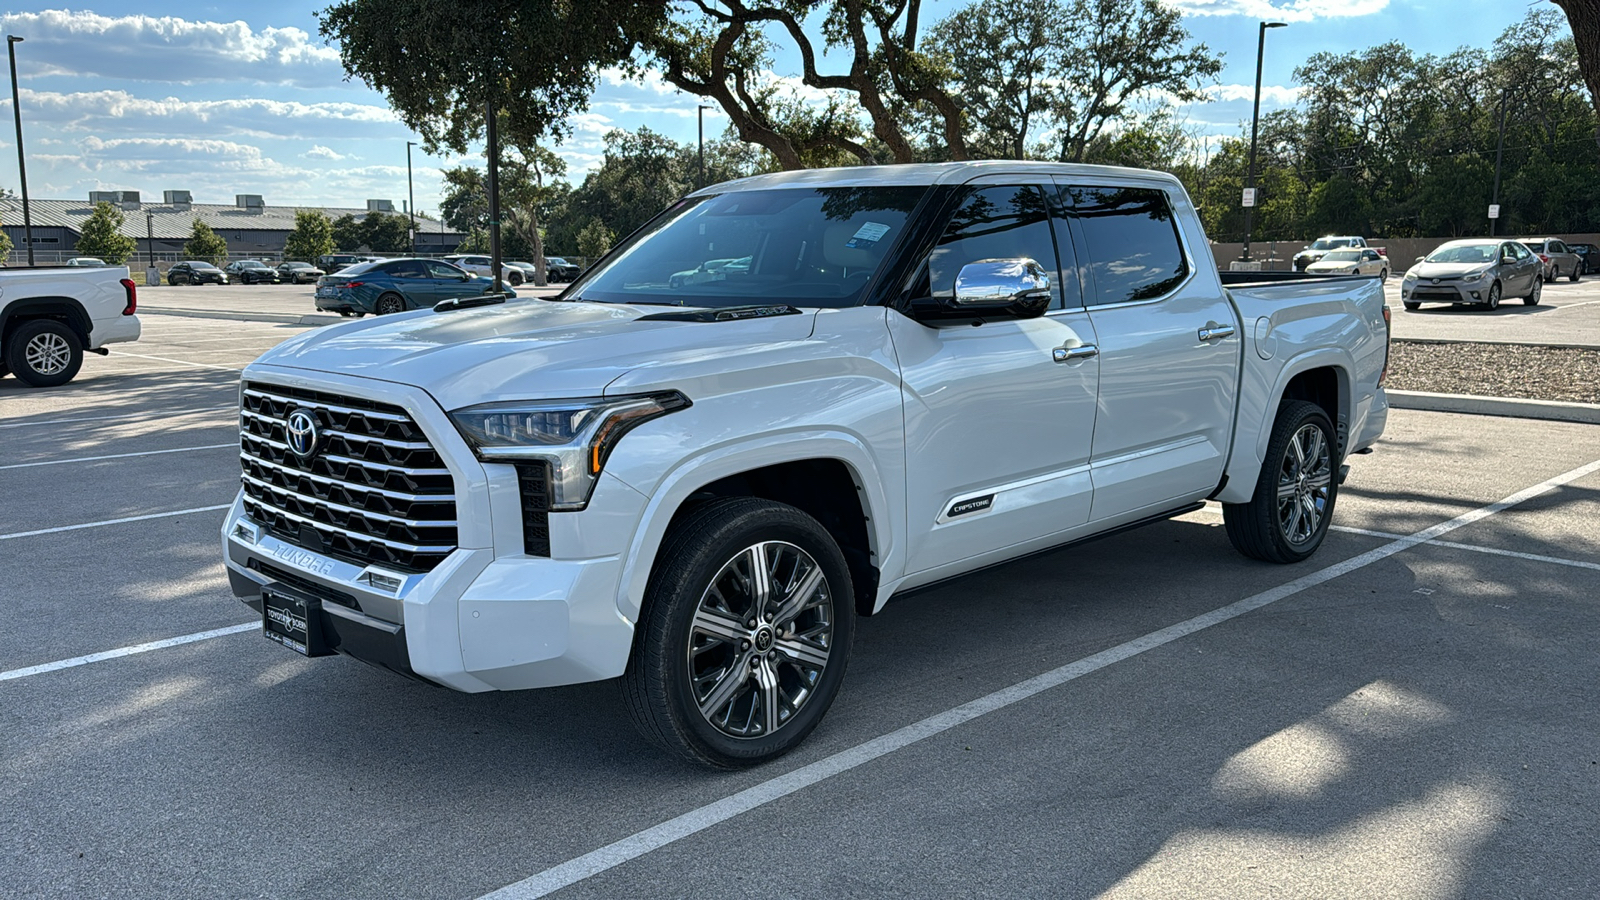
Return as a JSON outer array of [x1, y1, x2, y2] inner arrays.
[[238, 382, 457, 573]]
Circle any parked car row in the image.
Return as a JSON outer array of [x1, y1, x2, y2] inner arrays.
[[157, 255, 585, 285], [165, 260, 328, 285]]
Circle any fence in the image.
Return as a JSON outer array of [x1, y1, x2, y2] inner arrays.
[[2, 248, 596, 275]]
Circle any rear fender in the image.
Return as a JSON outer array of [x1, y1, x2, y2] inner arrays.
[[1216, 348, 1353, 504]]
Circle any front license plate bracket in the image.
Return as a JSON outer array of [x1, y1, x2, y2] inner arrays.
[[262, 585, 337, 657]]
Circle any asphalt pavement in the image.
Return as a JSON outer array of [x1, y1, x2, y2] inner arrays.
[[2, 316, 1599, 899]]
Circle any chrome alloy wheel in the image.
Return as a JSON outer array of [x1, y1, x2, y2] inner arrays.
[[24, 331, 72, 375], [1276, 423, 1333, 545], [687, 540, 834, 739]]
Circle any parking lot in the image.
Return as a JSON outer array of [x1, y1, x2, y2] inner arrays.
[[3, 313, 1600, 899]]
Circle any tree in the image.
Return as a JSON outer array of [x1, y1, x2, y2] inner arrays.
[[184, 220, 228, 265], [284, 210, 335, 262], [0, 227, 12, 261], [1550, 0, 1600, 141], [75, 201, 139, 264], [331, 214, 363, 251], [318, 0, 661, 154], [362, 212, 412, 253], [576, 220, 615, 259]]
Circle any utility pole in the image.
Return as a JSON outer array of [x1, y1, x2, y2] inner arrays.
[[8, 35, 34, 265], [406, 140, 417, 255], [1241, 21, 1286, 263], [1490, 89, 1508, 237], [485, 101, 502, 294], [698, 105, 713, 189]]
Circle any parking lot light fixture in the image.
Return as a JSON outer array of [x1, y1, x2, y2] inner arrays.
[[406, 140, 417, 255], [1241, 21, 1286, 264], [7, 34, 33, 266]]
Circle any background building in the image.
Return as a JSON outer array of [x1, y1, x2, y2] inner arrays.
[[0, 190, 463, 264]]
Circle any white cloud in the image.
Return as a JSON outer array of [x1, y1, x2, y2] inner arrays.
[[304, 145, 355, 161], [1170, 0, 1388, 23], [1208, 84, 1304, 104], [0, 10, 342, 84], [599, 67, 680, 97], [9, 90, 401, 141]]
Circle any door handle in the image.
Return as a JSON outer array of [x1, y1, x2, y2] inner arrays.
[[1198, 323, 1236, 342], [1052, 344, 1099, 363]]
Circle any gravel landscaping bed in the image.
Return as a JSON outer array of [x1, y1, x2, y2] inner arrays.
[[1387, 340, 1600, 404]]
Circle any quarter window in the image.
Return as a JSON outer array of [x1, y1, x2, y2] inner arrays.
[[924, 185, 1061, 308], [1067, 185, 1189, 306]]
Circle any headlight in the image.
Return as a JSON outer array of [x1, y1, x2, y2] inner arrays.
[[449, 392, 690, 510], [1403, 271, 1418, 282]]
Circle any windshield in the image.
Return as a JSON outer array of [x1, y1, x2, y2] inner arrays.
[[1321, 249, 1361, 262], [1309, 238, 1353, 251], [570, 186, 929, 308], [1427, 244, 1498, 264]]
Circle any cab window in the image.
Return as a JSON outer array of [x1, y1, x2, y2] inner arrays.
[[1066, 185, 1189, 306], [921, 184, 1063, 308]]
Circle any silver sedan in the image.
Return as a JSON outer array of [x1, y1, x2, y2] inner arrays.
[[1401, 239, 1543, 311]]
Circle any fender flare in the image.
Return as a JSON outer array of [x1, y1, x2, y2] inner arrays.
[[0, 295, 93, 345], [612, 431, 899, 624], [1217, 347, 1354, 505]]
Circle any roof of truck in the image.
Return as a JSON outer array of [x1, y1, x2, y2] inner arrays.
[[691, 160, 1186, 196]]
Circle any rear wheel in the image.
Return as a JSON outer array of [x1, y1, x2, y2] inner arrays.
[[374, 293, 407, 315], [1379, 268, 1389, 282], [623, 497, 855, 768], [1223, 400, 1338, 564], [5, 319, 84, 388]]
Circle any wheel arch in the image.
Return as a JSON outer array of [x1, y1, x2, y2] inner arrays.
[[1, 296, 93, 349], [615, 436, 895, 628], [1216, 350, 1353, 505]]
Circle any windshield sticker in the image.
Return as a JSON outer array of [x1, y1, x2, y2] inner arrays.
[[846, 222, 891, 249]]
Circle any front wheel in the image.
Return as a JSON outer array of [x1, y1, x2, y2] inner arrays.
[[1526, 277, 1542, 306], [1379, 268, 1389, 283], [1484, 281, 1501, 310], [5, 319, 84, 388], [374, 293, 406, 315], [1570, 263, 1582, 283], [1223, 400, 1338, 564], [622, 497, 855, 768]]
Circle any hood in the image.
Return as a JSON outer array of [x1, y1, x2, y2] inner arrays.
[[251, 298, 819, 410], [1408, 261, 1496, 280]]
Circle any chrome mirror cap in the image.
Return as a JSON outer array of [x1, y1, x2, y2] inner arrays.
[[954, 258, 1051, 307]]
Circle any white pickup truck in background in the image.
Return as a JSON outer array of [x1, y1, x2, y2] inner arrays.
[[1, 266, 141, 387], [1293, 235, 1386, 272], [222, 161, 1390, 767]]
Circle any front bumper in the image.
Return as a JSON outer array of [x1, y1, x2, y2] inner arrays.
[[221, 367, 645, 693], [1401, 279, 1495, 303]]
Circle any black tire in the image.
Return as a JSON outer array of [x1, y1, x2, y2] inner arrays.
[[1379, 268, 1389, 283], [508, 270, 524, 286], [1570, 263, 1581, 283], [1544, 266, 1556, 283], [1525, 277, 1542, 306], [374, 293, 407, 315], [175, 273, 192, 286], [1483, 281, 1501, 310], [1223, 400, 1339, 564], [1402, 300, 1421, 311], [5, 318, 84, 388], [622, 497, 856, 768]]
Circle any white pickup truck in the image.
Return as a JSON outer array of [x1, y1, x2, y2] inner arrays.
[[222, 162, 1390, 767], [1, 265, 141, 387]]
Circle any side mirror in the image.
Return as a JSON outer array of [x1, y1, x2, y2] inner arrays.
[[911, 258, 1051, 323], [1415, 256, 1426, 265]]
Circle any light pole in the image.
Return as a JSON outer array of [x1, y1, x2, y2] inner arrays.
[[1241, 21, 1286, 263], [697, 105, 713, 189], [7, 35, 34, 266], [145, 210, 157, 285], [406, 140, 417, 255], [1490, 89, 1508, 237]]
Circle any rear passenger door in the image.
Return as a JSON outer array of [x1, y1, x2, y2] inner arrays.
[[1055, 180, 1241, 524]]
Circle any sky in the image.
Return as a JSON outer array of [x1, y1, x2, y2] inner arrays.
[[0, 1, 1567, 216]]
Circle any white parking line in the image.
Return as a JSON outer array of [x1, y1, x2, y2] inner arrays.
[[0, 504, 231, 540], [0, 624, 257, 683], [1193, 509, 1600, 573], [478, 455, 1600, 900], [0, 408, 231, 429], [0, 443, 236, 470], [108, 351, 244, 371]]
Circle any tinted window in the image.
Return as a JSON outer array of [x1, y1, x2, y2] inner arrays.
[[926, 185, 1061, 308], [1551, 241, 1568, 252], [1523, 243, 1544, 254], [340, 261, 381, 276], [1067, 186, 1189, 305], [426, 260, 466, 278]]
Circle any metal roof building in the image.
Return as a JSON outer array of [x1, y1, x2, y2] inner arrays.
[[1, 191, 463, 263]]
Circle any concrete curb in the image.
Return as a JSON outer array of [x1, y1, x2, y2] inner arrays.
[[139, 307, 343, 326], [1393, 336, 1600, 351], [1388, 389, 1600, 425]]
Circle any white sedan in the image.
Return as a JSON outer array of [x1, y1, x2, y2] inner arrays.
[[1305, 248, 1389, 280]]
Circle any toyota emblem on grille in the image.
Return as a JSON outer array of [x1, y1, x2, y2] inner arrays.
[[284, 408, 322, 460]]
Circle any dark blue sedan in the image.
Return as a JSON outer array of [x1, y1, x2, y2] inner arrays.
[[313, 258, 513, 316]]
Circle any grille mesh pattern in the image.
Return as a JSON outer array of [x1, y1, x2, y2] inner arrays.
[[239, 382, 458, 573]]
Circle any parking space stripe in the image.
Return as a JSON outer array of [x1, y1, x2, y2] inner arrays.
[[1194, 509, 1600, 573], [0, 624, 257, 683], [0, 443, 236, 470], [479, 455, 1600, 900], [0, 504, 231, 540], [0, 408, 229, 429], [108, 351, 244, 371]]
